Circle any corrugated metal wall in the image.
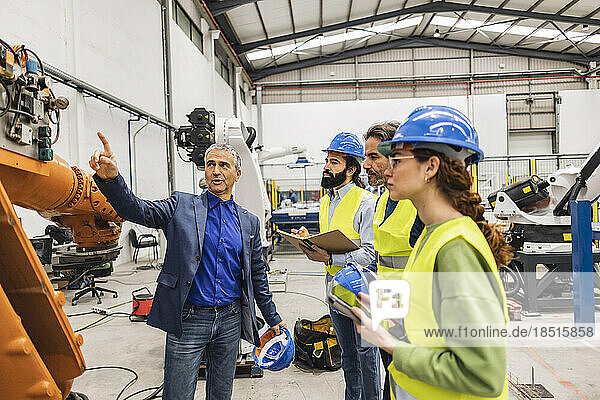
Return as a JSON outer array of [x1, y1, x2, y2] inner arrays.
[[257, 47, 587, 104]]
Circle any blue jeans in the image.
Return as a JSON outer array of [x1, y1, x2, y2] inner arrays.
[[380, 348, 392, 400], [163, 300, 242, 400], [330, 306, 381, 400]]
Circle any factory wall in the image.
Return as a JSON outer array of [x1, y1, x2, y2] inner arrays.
[[255, 46, 596, 189], [559, 90, 600, 155], [257, 47, 587, 103], [1, 0, 252, 265], [259, 93, 505, 163], [257, 89, 600, 191]]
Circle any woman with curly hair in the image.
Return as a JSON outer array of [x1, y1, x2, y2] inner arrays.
[[352, 105, 513, 400]]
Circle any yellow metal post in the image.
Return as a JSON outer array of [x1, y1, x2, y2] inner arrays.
[[471, 164, 478, 193], [271, 179, 276, 209], [530, 159, 537, 176]]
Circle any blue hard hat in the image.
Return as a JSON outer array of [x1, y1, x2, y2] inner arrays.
[[323, 132, 365, 160], [253, 326, 295, 371], [334, 263, 370, 297], [378, 105, 484, 164], [331, 263, 379, 308]]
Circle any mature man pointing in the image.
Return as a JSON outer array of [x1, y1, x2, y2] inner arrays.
[[89, 132, 285, 400]]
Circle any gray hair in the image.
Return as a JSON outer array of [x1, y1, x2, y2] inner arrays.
[[204, 143, 242, 171], [363, 121, 400, 143]]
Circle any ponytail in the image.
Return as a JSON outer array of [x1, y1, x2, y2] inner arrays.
[[345, 156, 366, 189], [413, 149, 513, 266]]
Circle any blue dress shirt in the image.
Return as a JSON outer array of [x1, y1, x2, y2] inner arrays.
[[186, 191, 243, 306]]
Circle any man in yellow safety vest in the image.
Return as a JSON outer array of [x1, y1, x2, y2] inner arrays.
[[296, 132, 380, 400], [363, 122, 423, 400]]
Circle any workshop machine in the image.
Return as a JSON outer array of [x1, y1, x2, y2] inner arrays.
[[488, 143, 600, 310], [0, 41, 125, 398], [489, 143, 600, 253], [176, 107, 306, 256]]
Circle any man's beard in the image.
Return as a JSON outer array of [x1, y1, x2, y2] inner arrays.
[[321, 168, 348, 189], [367, 170, 385, 187]]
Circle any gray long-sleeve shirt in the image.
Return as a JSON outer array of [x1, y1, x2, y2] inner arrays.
[[323, 182, 376, 268]]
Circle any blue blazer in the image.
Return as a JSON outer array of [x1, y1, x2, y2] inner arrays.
[[93, 174, 282, 345]]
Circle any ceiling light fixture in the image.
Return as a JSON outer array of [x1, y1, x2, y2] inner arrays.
[[583, 24, 590, 31], [433, 28, 441, 38]]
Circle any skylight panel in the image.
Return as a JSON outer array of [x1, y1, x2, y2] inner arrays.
[[247, 16, 423, 61], [431, 15, 600, 45]]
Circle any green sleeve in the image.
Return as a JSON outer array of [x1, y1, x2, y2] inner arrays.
[[392, 238, 506, 397]]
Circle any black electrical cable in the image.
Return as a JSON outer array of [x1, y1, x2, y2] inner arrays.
[[72, 312, 131, 333], [73, 315, 109, 333], [8, 83, 22, 135], [107, 312, 133, 317], [176, 146, 190, 163], [66, 310, 95, 318], [283, 290, 328, 306], [48, 88, 61, 144], [0, 38, 17, 58], [17, 46, 45, 75], [85, 366, 139, 400], [56, 269, 89, 291], [0, 79, 10, 118], [121, 384, 163, 400]]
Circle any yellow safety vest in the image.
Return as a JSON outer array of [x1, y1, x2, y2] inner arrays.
[[389, 216, 509, 400], [374, 189, 417, 275], [319, 185, 373, 276]]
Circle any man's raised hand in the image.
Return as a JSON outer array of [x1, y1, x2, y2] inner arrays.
[[89, 132, 119, 180]]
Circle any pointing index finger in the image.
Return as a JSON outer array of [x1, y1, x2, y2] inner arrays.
[[97, 132, 113, 156]]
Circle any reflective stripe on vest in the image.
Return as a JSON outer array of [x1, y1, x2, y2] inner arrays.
[[374, 190, 417, 275], [377, 253, 409, 271], [389, 216, 509, 400], [319, 185, 373, 276]]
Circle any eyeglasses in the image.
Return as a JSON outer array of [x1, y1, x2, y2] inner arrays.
[[388, 155, 415, 169]]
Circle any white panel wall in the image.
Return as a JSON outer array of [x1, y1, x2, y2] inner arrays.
[[259, 94, 508, 165], [508, 134, 553, 155], [1, 1, 252, 265], [559, 89, 600, 154], [470, 94, 508, 157], [258, 90, 598, 170]]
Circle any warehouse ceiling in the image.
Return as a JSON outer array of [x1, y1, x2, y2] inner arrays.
[[204, 0, 600, 81]]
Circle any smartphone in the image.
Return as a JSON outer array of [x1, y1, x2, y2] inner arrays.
[[326, 283, 370, 325], [326, 292, 362, 324]]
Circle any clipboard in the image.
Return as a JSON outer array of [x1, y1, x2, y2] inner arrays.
[[277, 229, 359, 254]]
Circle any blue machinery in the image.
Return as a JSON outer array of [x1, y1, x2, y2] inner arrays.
[[571, 200, 600, 326]]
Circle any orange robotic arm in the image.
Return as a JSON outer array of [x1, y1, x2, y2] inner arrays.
[[0, 41, 125, 400], [0, 148, 123, 248], [0, 148, 126, 400]]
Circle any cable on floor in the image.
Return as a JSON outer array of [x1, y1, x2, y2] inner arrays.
[[122, 384, 163, 400], [85, 365, 139, 400], [72, 312, 131, 333], [281, 291, 328, 306]]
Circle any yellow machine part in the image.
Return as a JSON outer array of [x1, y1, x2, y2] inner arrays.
[[0, 178, 85, 399]]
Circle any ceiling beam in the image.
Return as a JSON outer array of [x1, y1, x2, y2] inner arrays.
[[251, 36, 593, 80], [205, 0, 261, 16], [491, 0, 543, 46], [212, 12, 254, 72], [554, 5, 600, 53], [234, 1, 600, 54]]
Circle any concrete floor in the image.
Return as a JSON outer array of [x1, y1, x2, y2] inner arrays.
[[65, 255, 599, 399]]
